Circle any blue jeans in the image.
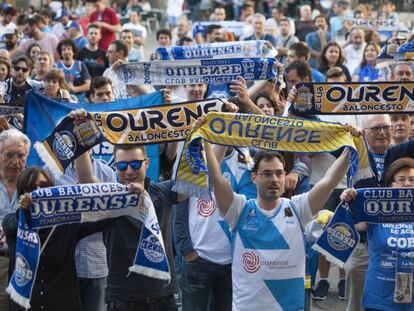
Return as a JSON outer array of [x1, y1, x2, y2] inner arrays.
[[182, 256, 232, 311], [79, 277, 107, 311]]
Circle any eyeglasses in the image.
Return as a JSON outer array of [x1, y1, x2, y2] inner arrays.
[[366, 125, 391, 133], [114, 159, 146, 171], [33, 181, 52, 189], [393, 176, 414, 186], [257, 170, 285, 179], [2, 152, 27, 160], [13, 66, 29, 73]]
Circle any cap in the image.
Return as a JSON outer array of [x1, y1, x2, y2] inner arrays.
[[2, 28, 17, 37], [65, 21, 81, 31]]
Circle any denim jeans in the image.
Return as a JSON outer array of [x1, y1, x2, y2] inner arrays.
[[79, 277, 107, 311], [107, 295, 177, 311], [182, 256, 232, 311]]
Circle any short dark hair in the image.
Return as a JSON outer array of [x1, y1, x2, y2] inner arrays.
[[179, 36, 193, 46], [109, 39, 128, 57], [285, 60, 312, 81], [288, 42, 309, 60], [23, 16, 38, 27], [17, 14, 28, 26], [114, 144, 147, 160], [384, 158, 414, 186], [39, 7, 53, 19], [12, 55, 33, 72], [121, 28, 133, 35], [252, 150, 286, 173], [2, 7, 17, 16], [242, 3, 254, 10], [206, 24, 221, 36], [56, 38, 78, 58], [314, 15, 326, 23], [87, 23, 100, 31], [90, 76, 113, 94], [279, 18, 290, 24], [156, 29, 172, 41]]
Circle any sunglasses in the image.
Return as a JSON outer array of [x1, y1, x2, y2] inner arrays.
[[114, 159, 146, 171], [13, 66, 29, 73]]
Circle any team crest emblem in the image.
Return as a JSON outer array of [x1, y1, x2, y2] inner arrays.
[[294, 85, 313, 112], [52, 131, 76, 161], [326, 223, 357, 251]]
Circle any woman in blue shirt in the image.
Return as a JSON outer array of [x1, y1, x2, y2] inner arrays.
[[341, 157, 414, 311], [352, 42, 381, 82]]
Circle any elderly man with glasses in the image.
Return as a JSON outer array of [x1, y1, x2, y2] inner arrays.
[[0, 129, 30, 310]]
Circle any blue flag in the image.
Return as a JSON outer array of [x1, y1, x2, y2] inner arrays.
[[313, 188, 414, 267], [24, 91, 163, 181]]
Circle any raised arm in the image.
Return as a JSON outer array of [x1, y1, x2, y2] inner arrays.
[[204, 141, 234, 215], [308, 148, 350, 215], [69, 109, 101, 183]]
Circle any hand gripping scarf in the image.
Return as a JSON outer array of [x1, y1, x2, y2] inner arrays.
[[7, 183, 169, 309], [173, 112, 373, 199]]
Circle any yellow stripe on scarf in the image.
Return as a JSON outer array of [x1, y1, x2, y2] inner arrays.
[[173, 112, 373, 199]]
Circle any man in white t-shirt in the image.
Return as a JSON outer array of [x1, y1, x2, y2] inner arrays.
[[0, 7, 17, 38], [121, 11, 147, 58], [201, 128, 350, 310]]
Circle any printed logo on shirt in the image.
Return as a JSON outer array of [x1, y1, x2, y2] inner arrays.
[[326, 222, 357, 251], [242, 251, 260, 273], [223, 172, 231, 183], [52, 131, 77, 161], [14, 253, 33, 286], [196, 199, 216, 217], [141, 234, 165, 263], [380, 254, 396, 269]]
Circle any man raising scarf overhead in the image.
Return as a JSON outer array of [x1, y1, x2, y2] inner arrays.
[[189, 115, 352, 310]]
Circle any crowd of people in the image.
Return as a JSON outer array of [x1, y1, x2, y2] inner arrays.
[[0, 0, 413, 311]]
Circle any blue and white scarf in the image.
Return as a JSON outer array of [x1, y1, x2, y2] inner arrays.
[[7, 183, 169, 309], [156, 40, 277, 60], [313, 188, 414, 268], [117, 57, 277, 86]]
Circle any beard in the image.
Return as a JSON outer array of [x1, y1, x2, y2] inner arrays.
[[4, 41, 16, 50]]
